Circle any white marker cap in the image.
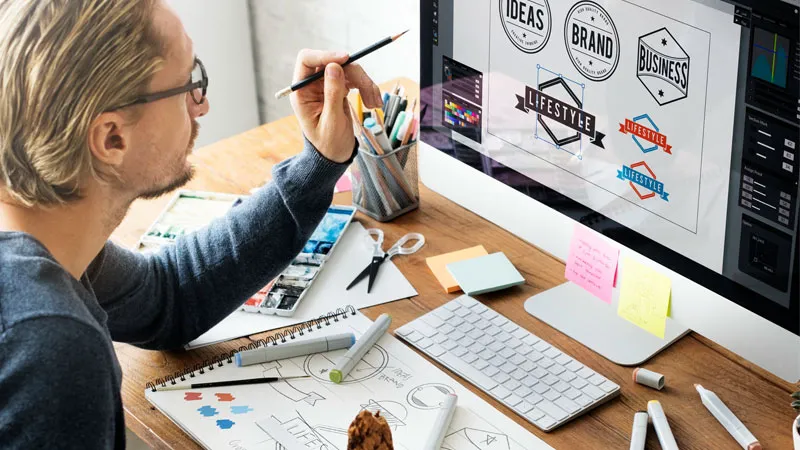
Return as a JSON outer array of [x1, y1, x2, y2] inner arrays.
[[633, 367, 665, 390]]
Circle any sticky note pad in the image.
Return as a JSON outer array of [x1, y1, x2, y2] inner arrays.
[[426, 246, 489, 293], [617, 257, 672, 339], [565, 225, 620, 304], [446, 252, 525, 296]]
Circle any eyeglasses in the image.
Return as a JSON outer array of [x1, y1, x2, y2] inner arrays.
[[108, 57, 208, 111]]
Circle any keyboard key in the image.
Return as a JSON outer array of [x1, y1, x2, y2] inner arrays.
[[600, 381, 618, 393], [463, 352, 479, 364], [577, 367, 595, 379], [433, 308, 455, 320], [469, 343, 485, 355], [454, 307, 471, 317], [441, 340, 458, 351], [503, 378, 521, 391], [488, 342, 505, 353], [517, 401, 534, 414], [543, 389, 560, 402], [477, 331, 494, 343], [522, 375, 539, 388], [558, 371, 577, 382], [416, 337, 434, 349], [480, 307, 497, 318], [439, 324, 455, 335], [433, 334, 448, 344], [522, 335, 541, 346], [574, 395, 593, 407], [459, 335, 475, 347], [548, 364, 566, 375], [510, 354, 526, 366], [464, 314, 481, 324], [420, 314, 445, 329], [535, 415, 556, 430], [553, 381, 571, 393], [494, 372, 511, 384], [468, 329, 484, 340], [588, 373, 606, 386], [497, 332, 513, 343], [451, 347, 468, 357], [526, 408, 545, 421], [499, 348, 515, 359], [511, 368, 527, 381], [456, 296, 476, 307], [489, 355, 505, 367], [532, 368, 548, 379], [533, 341, 551, 352], [543, 374, 560, 386], [500, 362, 516, 374], [564, 388, 581, 400], [501, 321, 518, 333], [543, 347, 561, 359], [449, 316, 465, 327], [472, 358, 489, 370], [521, 360, 536, 372], [457, 323, 474, 334], [443, 302, 460, 311], [448, 330, 465, 342], [570, 378, 588, 389], [513, 328, 529, 339], [555, 397, 580, 414], [539, 357, 555, 369], [532, 383, 550, 394], [526, 392, 544, 405], [482, 365, 500, 377], [428, 344, 446, 357], [479, 349, 494, 360], [413, 322, 437, 337], [491, 385, 511, 400], [486, 326, 503, 337], [516, 386, 532, 398], [438, 352, 497, 390], [582, 384, 605, 400], [565, 360, 583, 372], [491, 315, 507, 326], [555, 354, 573, 365], [528, 351, 544, 362], [517, 344, 534, 356], [539, 401, 568, 421], [506, 338, 523, 349], [403, 330, 424, 343], [505, 394, 523, 407]]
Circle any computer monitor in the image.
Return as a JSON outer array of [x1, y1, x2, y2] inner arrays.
[[419, 0, 800, 382]]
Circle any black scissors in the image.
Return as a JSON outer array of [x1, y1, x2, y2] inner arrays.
[[346, 229, 425, 293]]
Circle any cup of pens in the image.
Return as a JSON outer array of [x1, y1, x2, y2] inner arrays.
[[350, 91, 419, 222]]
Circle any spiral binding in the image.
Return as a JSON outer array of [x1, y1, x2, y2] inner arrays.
[[146, 305, 357, 392]]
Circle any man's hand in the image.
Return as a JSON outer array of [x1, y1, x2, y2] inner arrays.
[[290, 50, 382, 163]]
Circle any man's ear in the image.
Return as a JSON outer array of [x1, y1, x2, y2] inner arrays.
[[88, 112, 130, 168]]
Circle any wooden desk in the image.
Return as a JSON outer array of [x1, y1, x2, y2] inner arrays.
[[114, 78, 797, 449]]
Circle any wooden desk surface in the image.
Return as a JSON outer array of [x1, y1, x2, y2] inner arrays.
[[114, 78, 798, 449]]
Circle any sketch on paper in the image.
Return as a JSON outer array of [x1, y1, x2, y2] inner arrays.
[[358, 399, 408, 430], [406, 383, 456, 409], [304, 345, 389, 384], [441, 427, 511, 450], [260, 360, 326, 406]]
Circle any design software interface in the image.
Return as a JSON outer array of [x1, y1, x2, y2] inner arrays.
[[423, 0, 799, 330]]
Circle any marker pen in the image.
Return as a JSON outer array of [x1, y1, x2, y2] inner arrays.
[[235, 332, 355, 367], [630, 411, 648, 450], [695, 384, 761, 450], [647, 400, 679, 450], [330, 313, 391, 383]]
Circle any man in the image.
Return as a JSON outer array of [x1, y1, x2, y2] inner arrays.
[[0, 0, 382, 448]]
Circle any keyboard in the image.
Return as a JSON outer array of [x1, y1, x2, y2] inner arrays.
[[395, 295, 620, 431]]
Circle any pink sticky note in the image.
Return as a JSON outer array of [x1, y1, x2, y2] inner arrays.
[[334, 173, 352, 193], [565, 225, 620, 304]]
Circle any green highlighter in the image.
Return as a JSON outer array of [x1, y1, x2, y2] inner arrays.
[[329, 313, 392, 383]]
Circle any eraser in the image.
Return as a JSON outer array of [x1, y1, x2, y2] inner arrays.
[[633, 367, 665, 390]]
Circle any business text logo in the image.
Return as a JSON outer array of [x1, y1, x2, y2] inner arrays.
[[500, 0, 552, 54], [637, 28, 690, 106], [617, 161, 670, 201], [515, 66, 606, 158], [618, 114, 673, 154], [564, 1, 619, 82]]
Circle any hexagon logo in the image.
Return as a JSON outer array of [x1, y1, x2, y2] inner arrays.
[[618, 114, 673, 154], [617, 161, 670, 201], [637, 28, 690, 106]]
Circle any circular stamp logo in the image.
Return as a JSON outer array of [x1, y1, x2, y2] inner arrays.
[[499, 0, 552, 54], [564, 1, 619, 82]]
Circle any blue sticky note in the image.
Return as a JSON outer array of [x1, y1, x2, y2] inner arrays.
[[446, 252, 525, 295]]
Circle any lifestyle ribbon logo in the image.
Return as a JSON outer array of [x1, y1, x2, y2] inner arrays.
[[637, 27, 690, 106], [515, 70, 606, 153], [617, 161, 670, 201], [500, 0, 552, 54], [618, 114, 673, 154], [564, 1, 620, 82]]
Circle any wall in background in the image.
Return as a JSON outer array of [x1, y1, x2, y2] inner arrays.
[[251, 1, 420, 122], [167, 0, 260, 148]]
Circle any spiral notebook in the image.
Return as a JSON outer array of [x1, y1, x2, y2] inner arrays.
[[145, 308, 552, 450]]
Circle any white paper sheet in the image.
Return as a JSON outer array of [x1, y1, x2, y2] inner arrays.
[[187, 222, 418, 348], [147, 312, 553, 450]]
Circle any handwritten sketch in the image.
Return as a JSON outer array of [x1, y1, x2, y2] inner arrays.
[[359, 399, 408, 430], [261, 360, 326, 406], [406, 383, 456, 409], [270, 411, 340, 450], [304, 345, 389, 384], [441, 427, 511, 450]]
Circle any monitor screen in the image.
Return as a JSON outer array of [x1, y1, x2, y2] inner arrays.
[[420, 0, 800, 333]]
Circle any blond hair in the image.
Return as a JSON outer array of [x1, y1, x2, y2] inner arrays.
[[0, 0, 164, 207]]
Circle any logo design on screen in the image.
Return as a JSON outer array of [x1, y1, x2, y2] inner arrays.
[[564, 1, 619, 82], [619, 114, 673, 155], [637, 28, 690, 106], [499, 0, 552, 54], [617, 161, 670, 202]]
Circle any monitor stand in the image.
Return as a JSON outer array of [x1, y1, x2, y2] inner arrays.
[[524, 282, 691, 366]]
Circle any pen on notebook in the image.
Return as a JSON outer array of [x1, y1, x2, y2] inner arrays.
[[330, 314, 391, 383], [422, 394, 458, 450], [647, 400, 679, 450], [274, 30, 408, 99], [695, 384, 761, 450], [155, 375, 310, 391], [235, 332, 356, 367]]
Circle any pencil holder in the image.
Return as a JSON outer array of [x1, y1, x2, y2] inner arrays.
[[351, 142, 419, 222]]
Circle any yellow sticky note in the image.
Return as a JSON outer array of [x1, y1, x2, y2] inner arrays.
[[426, 246, 488, 293], [617, 257, 672, 339]]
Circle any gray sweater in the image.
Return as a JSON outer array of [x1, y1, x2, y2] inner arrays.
[[0, 141, 350, 449]]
